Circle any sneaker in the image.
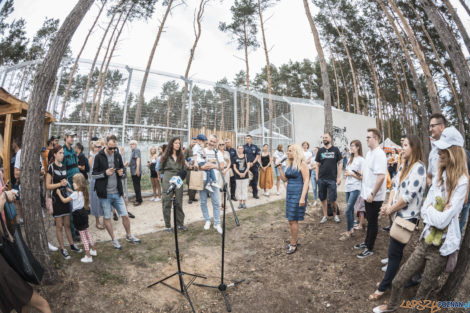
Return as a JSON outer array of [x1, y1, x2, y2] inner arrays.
[[320, 216, 328, 224], [381, 258, 389, 265], [128, 212, 135, 219], [253, 195, 259, 199], [334, 215, 340, 223], [48, 242, 58, 252], [150, 197, 155, 201], [354, 242, 367, 250], [381, 265, 388, 272], [205, 185, 213, 193], [242, 203, 247, 209], [177, 225, 187, 232], [204, 221, 211, 230], [214, 224, 223, 234], [81, 255, 93, 263], [188, 199, 193, 204], [112, 239, 122, 250], [276, 191, 280, 196], [90, 249, 97, 256], [70, 244, 82, 253], [113, 212, 118, 221], [165, 227, 172, 233], [126, 234, 141, 244], [154, 197, 161, 202], [238, 204, 243, 209], [61, 248, 71, 260], [357, 248, 374, 259], [313, 200, 318, 207], [266, 191, 270, 196]]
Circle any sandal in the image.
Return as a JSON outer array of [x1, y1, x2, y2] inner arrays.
[[286, 244, 297, 254], [96, 223, 105, 230], [368, 290, 385, 301]]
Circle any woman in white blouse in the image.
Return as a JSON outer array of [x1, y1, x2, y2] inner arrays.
[[273, 144, 287, 195], [369, 135, 426, 300], [374, 127, 469, 313]]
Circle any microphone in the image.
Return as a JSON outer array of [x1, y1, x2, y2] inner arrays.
[[275, 157, 287, 168], [166, 170, 187, 195]]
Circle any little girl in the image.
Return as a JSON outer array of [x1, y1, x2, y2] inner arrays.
[[57, 173, 97, 263]]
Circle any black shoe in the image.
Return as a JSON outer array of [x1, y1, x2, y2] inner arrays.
[[231, 196, 238, 201], [70, 244, 82, 253], [357, 248, 374, 259], [193, 198, 198, 202], [188, 200, 193, 204], [113, 212, 118, 221], [61, 249, 71, 260], [253, 195, 259, 199], [354, 242, 367, 250], [133, 201, 142, 207], [128, 212, 135, 218]]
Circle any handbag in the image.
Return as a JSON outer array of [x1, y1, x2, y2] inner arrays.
[[0, 209, 44, 284], [390, 216, 417, 244], [189, 171, 204, 191]]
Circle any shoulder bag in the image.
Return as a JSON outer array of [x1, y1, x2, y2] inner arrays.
[[390, 216, 417, 244]]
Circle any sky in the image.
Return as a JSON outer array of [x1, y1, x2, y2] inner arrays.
[[6, 0, 470, 83]]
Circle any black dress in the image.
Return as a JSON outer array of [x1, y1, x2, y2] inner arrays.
[[47, 163, 72, 217], [0, 253, 33, 313]]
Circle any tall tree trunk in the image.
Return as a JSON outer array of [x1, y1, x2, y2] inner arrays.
[[420, 0, 470, 126], [386, 0, 441, 114], [378, 0, 430, 157], [338, 61, 350, 112], [303, 0, 332, 133], [362, 39, 382, 131], [79, 2, 121, 139], [243, 20, 251, 130], [407, 0, 464, 133], [135, 0, 174, 139], [180, 0, 208, 130], [443, 0, 470, 55], [21, 0, 95, 284], [330, 53, 340, 109], [258, 0, 274, 148], [59, 0, 107, 123]]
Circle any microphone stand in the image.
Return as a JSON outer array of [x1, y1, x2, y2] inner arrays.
[[147, 194, 206, 313], [194, 149, 244, 312]]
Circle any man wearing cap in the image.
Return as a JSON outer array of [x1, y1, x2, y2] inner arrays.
[[243, 135, 261, 199], [63, 131, 80, 187]]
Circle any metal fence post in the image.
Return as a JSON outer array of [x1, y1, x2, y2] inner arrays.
[[187, 80, 194, 147], [259, 94, 265, 146], [289, 102, 295, 143], [233, 89, 238, 147], [122, 66, 133, 148]]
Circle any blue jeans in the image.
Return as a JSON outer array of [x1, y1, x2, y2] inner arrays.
[[310, 170, 318, 200], [460, 202, 470, 232], [199, 161, 217, 188], [99, 193, 128, 219], [345, 190, 360, 232], [199, 188, 221, 225], [378, 236, 406, 292]]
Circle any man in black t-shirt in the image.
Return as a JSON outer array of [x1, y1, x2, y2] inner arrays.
[[315, 133, 343, 224]]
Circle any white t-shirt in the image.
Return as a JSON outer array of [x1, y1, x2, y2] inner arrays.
[[193, 143, 204, 163], [202, 147, 224, 180], [345, 156, 364, 192], [14, 149, 44, 171], [361, 147, 387, 201], [71, 191, 84, 212], [273, 150, 287, 166], [303, 150, 314, 164]]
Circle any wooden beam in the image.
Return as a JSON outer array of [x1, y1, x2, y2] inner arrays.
[[3, 113, 12, 186]]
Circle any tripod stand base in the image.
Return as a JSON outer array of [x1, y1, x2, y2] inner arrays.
[[194, 279, 245, 312]]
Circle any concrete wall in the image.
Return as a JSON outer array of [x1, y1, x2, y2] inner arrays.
[[291, 101, 377, 153]]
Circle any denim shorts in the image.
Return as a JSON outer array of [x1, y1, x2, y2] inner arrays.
[[318, 179, 337, 202], [275, 165, 286, 177], [99, 193, 128, 219]]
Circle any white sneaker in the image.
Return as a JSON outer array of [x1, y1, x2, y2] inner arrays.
[[154, 197, 161, 202], [205, 185, 213, 193], [381, 258, 389, 265], [266, 191, 270, 196], [112, 239, 122, 250], [81, 256, 93, 263], [204, 221, 211, 230], [214, 224, 223, 234], [320, 216, 328, 224], [150, 197, 155, 201], [90, 249, 97, 256], [334, 215, 340, 223], [276, 191, 280, 196], [48, 242, 58, 252], [381, 265, 387, 272]]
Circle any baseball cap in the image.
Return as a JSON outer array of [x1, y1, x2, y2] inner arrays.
[[64, 130, 77, 137], [434, 126, 464, 150], [49, 135, 60, 140], [192, 134, 207, 141]]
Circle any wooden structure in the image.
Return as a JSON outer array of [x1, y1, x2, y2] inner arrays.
[[0, 87, 54, 184], [190, 127, 236, 145]]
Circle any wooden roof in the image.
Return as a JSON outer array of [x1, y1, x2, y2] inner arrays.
[[0, 87, 55, 123]]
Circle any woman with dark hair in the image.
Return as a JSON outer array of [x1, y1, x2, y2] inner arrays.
[[369, 134, 426, 300], [341, 140, 364, 241], [374, 127, 468, 313], [1, 192, 52, 313], [259, 144, 273, 196], [159, 138, 186, 232], [46, 145, 82, 260]]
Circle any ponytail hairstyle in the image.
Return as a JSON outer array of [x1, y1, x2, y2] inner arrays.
[[72, 173, 90, 209]]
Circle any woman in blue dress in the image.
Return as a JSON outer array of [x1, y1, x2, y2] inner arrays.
[[278, 144, 310, 254]]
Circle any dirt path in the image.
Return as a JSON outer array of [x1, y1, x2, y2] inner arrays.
[[39, 192, 470, 313]]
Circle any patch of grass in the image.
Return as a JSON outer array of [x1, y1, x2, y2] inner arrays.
[[93, 269, 125, 286], [148, 253, 168, 263]]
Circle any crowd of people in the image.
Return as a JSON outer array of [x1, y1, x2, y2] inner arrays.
[[1, 112, 469, 312]]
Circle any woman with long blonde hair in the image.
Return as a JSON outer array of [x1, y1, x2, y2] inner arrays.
[[374, 127, 469, 313], [278, 144, 310, 254]]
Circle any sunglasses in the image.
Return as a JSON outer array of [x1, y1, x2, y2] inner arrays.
[[96, 146, 102, 149], [108, 147, 117, 150]]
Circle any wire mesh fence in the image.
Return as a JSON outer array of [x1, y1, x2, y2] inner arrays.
[[0, 59, 307, 194]]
